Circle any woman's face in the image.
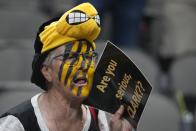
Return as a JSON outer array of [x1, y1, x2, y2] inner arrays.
[[49, 41, 97, 98]]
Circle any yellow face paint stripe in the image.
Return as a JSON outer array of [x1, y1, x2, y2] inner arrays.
[[76, 43, 95, 96], [82, 46, 95, 96], [81, 55, 95, 97], [76, 44, 91, 96], [62, 41, 80, 87], [69, 42, 88, 96], [58, 44, 73, 81], [60, 42, 79, 83]]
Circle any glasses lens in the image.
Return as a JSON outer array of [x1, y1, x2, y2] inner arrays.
[[65, 53, 79, 64]]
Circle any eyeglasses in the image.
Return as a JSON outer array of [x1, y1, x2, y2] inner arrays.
[[51, 51, 98, 66]]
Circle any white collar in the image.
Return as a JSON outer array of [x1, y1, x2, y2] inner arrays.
[[31, 93, 92, 131]]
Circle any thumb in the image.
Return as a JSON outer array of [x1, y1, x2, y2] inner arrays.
[[114, 105, 124, 119]]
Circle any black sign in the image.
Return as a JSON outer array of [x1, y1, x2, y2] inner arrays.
[[84, 41, 152, 129]]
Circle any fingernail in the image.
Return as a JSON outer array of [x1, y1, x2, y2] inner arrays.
[[120, 105, 124, 109]]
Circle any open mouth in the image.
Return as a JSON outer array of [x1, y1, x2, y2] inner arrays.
[[73, 77, 88, 87]]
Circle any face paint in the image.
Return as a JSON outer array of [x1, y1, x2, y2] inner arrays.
[[58, 41, 96, 97]]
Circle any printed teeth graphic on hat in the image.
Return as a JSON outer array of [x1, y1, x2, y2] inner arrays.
[[93, 15, 100, 25], [66, 10, 100, 26], [67, 11, 89, 24]]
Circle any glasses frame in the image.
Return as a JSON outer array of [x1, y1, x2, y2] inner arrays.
[[48, 51, 98, 67]]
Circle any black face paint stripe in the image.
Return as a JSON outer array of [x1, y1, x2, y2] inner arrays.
[[86, 43, 94, 71], [81, 42, 91, 69], [75, 42, 91, 95], [86, 41, 91, 52], [64, 41, 82, 85], [67, 43, 82, 68], [83, 46, 95, 95], [58, 44, 73, 81], [77, 86, 82, 96], [70, 41, 87, 91]]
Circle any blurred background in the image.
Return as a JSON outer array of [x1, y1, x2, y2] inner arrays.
[[0, 0, 196, 130]]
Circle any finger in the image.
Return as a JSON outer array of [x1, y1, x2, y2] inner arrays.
[[114, 105, 124, 119], [122, 119, 133, 131]]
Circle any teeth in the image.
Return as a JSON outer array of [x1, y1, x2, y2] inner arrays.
[[73, 78, 87, 86], [74, 82, 87, 86]]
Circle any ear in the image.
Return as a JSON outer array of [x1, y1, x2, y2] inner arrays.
[[41, 66, 53, 82]]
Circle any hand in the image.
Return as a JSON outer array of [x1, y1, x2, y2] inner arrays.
[[109, 105, 133, 131]]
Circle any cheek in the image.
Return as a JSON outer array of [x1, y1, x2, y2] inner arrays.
[[59, 64, 79, 88], [87, 66, 95, 85], [50, 61, 64, 83]]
